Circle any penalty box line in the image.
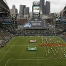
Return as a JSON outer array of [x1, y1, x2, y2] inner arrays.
[[6, 58, 62, 66], [4, 58, 50, 66], [6, 58, 50, 61], [5, 59, 11, 66]]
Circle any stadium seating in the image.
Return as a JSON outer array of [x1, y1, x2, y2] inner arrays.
[[18, 29, 55, 36], [0, 28, 14, 48]]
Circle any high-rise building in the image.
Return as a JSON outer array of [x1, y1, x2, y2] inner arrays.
[[12, 5, 15, 9], [24, 7, 29, 15], [43, 5, 46, 14], [10, 5, 18, 17], [46, 1, 50, 14], [24, 7, 29, 18], [19, 5, 26, 18], [40, 0, 45, 15]]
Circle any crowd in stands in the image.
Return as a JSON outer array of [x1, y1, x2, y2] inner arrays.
[[0, 28, 14, 48], [17, 27, 66, 43], [18, 29, 56, 36]]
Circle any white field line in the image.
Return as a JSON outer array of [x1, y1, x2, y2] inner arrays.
[[4, 57, 64, 66], [11, 58, 50, 61], [5, 59, 10, 66], [33, 57, 43, 58], [4, 58, 50, 66]]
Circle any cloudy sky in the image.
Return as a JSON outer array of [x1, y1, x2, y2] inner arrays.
[[6, 0, 66, 13]]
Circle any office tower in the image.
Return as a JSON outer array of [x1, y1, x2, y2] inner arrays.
[[12, 5, 15, 9], [40, 0, 45, 15], [19, 5, 26, 17], [10, 5, 18, 17], [24, 7, 29, 18], [46, 1, 50, 14], [24, 7, 29, 15], [43, 5, 46, 14]]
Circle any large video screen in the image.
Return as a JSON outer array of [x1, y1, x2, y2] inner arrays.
[[33, 6, 40, 14]]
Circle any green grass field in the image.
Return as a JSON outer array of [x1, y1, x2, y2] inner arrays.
[[0, 36, 66, 66]]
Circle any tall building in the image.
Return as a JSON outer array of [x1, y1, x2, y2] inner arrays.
[[24, 7, 29, 18], [40, 0, 45, 15], [19, 5, 26, 18], [24, 7, 29, 15], [10, 5, 18, 17], [43, 5, 46, 14], [46, 1, 50, 14], [12, 5, 15, 9]]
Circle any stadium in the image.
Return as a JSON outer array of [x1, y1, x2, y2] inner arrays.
[[0, 17, 66, 66], [0, 0, 66, 66]]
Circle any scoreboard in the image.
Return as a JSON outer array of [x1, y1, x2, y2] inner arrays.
[[32, 1, 40, 18]]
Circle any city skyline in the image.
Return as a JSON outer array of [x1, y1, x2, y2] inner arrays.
[[7, 0, 66, 13]]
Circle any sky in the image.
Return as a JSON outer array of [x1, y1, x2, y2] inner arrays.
[[6, 0, 66, 13]]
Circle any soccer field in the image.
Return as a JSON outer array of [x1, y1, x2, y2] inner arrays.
[[0, 36, 66, 66]]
